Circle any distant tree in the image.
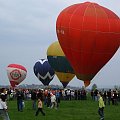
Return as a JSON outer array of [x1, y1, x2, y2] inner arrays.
[[114, 85, 118, 90], [91, 84, 97, 90]]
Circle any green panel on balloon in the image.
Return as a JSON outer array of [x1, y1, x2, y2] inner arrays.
[[47, 56, 74, 73]]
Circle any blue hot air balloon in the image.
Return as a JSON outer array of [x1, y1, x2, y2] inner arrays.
[[33, 59, 55, 86]]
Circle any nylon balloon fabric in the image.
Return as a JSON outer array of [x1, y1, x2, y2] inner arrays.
[[56, 2, 120, 87], [33, 59, 55, 86]]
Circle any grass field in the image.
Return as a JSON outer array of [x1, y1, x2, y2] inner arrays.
[[3, 97, 120, 120]]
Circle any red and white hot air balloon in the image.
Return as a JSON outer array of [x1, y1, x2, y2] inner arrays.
[[7, 64, 27, 87]]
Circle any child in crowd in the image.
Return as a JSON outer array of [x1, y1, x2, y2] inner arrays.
[[35, 98, 45, 116]]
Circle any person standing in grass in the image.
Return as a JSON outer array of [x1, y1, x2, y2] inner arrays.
[[97, 93, 105, 120], [16, 89, 24, 112], [50, 93, 57, 109], [31, 89, 37, 110], [35, 98, 45, 116], [0, 88, 10, 120]]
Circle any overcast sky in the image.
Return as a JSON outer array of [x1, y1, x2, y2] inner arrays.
[[0, 0, 120, 89]]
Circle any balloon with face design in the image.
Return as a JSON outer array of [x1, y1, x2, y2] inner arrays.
[[7, 64, 27, 87]]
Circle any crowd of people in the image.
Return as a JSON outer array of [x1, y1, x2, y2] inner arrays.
[[90, 88, 120, 120], [1, 87, 120, 120], [91, 88, 120, 105], [0, 87, 88, 119], [7, 88, 88, 104]]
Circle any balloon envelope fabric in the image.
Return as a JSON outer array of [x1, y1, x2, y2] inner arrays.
[[56, 2, 120, 87], [47, 41, 75, 88], [33, 59, 55, 86], [7, 64, 27, 88]]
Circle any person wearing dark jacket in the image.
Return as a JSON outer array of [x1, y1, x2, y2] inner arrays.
[[16, 89, 24, 112], [31, 89, 37, 110]]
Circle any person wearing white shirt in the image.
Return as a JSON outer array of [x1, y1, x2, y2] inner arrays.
[[50, 93, 57, 109], [0, 88, 10, 120]]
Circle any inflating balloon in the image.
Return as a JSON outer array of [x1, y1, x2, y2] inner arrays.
[[47, 41, 75, 88], [33, 59, 55, 86], [7, 64, 27, 87], [56, 2, 120, 87]]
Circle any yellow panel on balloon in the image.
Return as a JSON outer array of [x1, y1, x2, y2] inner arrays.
[[55, 71, 75, 83]]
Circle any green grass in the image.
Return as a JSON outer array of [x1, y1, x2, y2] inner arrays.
[[6, 98, 120, 120]]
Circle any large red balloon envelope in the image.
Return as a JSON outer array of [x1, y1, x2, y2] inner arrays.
[[7, 64, 27, 87], [56, 2, 120, 87], [117, 37, 120, 47]]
